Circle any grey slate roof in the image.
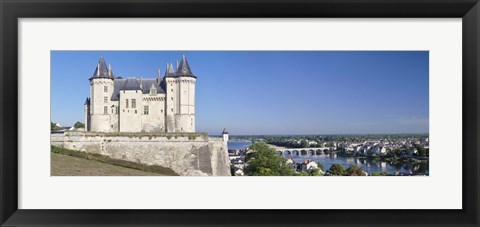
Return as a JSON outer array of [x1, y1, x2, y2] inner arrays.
[[90, 57, 114, 80], [110, 77, 165, 101], [164, 63, 176, 77], [175, 55, 196, 78], [122, 77, 141, 90]]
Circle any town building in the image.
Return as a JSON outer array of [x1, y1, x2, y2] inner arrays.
[[84, 55, 196, 133]]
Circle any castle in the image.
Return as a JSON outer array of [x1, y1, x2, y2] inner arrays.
[[84, 55, 196, 133]]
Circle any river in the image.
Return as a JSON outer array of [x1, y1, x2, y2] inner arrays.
[[228, 140, 429, 175]]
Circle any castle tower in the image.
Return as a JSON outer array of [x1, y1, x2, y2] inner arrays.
[[87, 57, 115, 132], [164, 63, 177, 132], [165, 55, 196, 132], [174, 55, 196, 132]]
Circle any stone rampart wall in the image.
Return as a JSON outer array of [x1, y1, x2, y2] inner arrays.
[[51, 132, 230, 176]]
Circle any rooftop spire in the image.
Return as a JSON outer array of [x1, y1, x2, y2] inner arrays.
[[175, 54, 195, 77], [90, 56, 114, 80], [164, 63, 176, 77]]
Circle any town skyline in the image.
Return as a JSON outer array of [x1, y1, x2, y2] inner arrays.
[[51, 51, 429, 135]]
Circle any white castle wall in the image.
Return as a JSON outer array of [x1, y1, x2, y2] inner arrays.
[[141, 94, 166, 132], [51, 132, 231, 176], [119, 90, 143, 132], [165, 77, 177, 132]]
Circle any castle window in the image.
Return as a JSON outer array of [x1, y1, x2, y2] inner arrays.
[[126, 99, 129, 108], [171, 108, 173, 112], [161, 109, 163, 113], [150, 89, 156, 96], [104, 96, 108, 103], [132, 99, 136, 108], [135, 110, 137, 114], [144, 106, 149, 115], [171, 97, 173, 101], [104, 86, 108, 92], [104, 106, 108, 114], [116, 106, 119, 114]]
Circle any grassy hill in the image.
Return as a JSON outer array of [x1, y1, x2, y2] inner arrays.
[[51, 145, 178, 176], [51, 152, 166, 176]]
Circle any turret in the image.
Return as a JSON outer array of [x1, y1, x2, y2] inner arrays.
[[88, 57, 115, 132], [173, 55, 196, 132], [222, 128, 229, 142], [175, 54, 196, 78]]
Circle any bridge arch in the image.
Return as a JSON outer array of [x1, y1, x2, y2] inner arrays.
[[300, 150, 307, 156], [292, 150, 300, 156], [284, 150, 291, 156], [315, 149, 323, 155], [308, 149, 315, 156]]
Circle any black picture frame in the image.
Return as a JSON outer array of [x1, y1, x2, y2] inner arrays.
[[1, 0, 479, 226]]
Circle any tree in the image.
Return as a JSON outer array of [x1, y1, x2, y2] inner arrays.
[[326, 164, 347, 176], [74, 121, 85, 129], [300, 139, 309, 148], [244, 143, 296, 176], [51, 121, 60, 131], [346, 164, 365, 176], [230, 164, 236, 176], [415, 144, 427, 157]]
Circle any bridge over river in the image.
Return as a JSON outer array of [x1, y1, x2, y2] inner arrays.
[[274, 147, 336, 157]]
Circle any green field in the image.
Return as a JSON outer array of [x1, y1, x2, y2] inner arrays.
[[51, 152, 165, 176]]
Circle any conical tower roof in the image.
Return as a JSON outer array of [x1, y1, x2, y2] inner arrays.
[[164, 63, 176, 77], [90, 57, 114, 80], [175, 55, 196, 78]]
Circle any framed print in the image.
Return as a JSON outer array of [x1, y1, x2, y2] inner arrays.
[[1, 0, 479, 226]]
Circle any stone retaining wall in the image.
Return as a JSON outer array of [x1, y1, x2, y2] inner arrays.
[[51, 131, 230, 176]]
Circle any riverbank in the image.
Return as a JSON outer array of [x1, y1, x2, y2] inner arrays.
[[266, 144, 291, 150]]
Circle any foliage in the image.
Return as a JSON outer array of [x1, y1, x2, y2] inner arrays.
[[230, 164, 236, 176], [300, 139, 309, 148], [309, 168, 324, 176], [74, 121, 85, 129], [297, 167, 324, 176], [326, 164, 347, 176], [51, 121, 60, 131], [317, 162, 325, 171], [415, 144, 427, 157], [371, 172, 388, 176], [244, 143, 296, 176], [346, 164, 366, 176]]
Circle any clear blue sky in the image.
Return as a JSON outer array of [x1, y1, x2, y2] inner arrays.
[[51, 51, 429, 135]]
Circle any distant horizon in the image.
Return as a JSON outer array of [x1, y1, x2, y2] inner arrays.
[[220, 133, 429, 137], [51, 51, 429, 135]]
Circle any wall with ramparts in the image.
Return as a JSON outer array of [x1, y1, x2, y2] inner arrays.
[[51, 132, 230, 176]]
